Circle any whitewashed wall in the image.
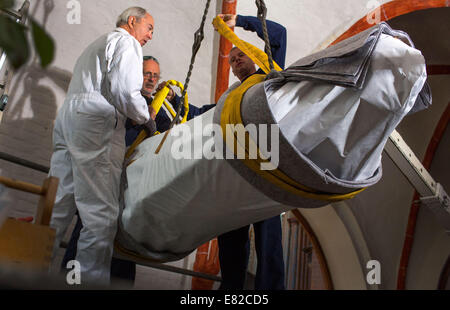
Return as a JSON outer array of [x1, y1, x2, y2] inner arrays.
[[2, 0, 448, 290]]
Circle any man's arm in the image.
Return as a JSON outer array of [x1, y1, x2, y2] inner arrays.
[[106, 35, 150, 124], [236, 15, 287, 69], [221, 14, 287, 69], [169, 95, 215, 121], [156, 82, 215, 121], [125, 120, 143, 147], [155, 108, 172, 133]]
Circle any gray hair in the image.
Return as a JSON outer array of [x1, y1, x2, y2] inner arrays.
[[143, 55, 159, 64], [116, 7, 147, 27]]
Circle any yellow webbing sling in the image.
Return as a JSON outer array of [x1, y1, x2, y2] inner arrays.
[[212, 17, 282, 73], [214, 16, 365, 202], [125, 80, 189, 160], [152, 80, 189, 123]]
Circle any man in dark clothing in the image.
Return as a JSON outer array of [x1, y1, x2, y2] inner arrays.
[[125, 93, 215, 145], [215, 14, 287, 290], [125, 56, 216, 145]]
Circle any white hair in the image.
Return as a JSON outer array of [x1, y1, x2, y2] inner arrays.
[[116, 7, 147, 27]]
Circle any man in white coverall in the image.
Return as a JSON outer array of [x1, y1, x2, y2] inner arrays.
[[49, 7, 156, 285]]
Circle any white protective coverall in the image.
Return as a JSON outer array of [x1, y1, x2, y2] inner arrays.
[[49, 28, 150, 284]]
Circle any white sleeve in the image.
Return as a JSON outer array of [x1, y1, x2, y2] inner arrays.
[[106, 36, 150, 124]]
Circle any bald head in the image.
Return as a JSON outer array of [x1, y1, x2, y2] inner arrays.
[[229, 47, 256, 82]]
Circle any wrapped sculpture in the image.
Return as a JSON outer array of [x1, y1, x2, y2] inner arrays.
[[116, 23, 430, 262]]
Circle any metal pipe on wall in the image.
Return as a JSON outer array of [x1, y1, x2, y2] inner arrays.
[[214, 0, 237, 103], [190, 0, 237, 290]]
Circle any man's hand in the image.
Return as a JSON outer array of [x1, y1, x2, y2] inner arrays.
[[141, 89, 152, 98], [156, 81, 175, 101], [217, 14, 237, 28], [143, 119, 157, 137], [148, 105, 157, 120]]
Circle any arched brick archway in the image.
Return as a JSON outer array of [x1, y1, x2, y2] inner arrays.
[[332, 0, 449, 45], [324, 0, 450, 290], [328, 0, 450, 290]]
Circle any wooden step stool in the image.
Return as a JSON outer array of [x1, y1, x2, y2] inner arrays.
[[0, 176, 58, 271]]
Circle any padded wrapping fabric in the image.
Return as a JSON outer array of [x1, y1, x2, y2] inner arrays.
[[116, 26, 428, 261]]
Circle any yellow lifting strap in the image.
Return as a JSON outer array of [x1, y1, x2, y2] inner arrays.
[[125, 80, 189, 160], [151, 80, 189, 123], [220, 74, 366, 202], [125, 129, 148, 160], [213, 16, 282, 73], [214, 16, 365, 202], [212, 16, 282, 74]]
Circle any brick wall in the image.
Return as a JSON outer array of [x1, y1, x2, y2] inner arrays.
[[283, 213, 327, 290], [310, 250, 326, 290]]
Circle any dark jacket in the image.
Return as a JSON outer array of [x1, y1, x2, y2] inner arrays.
[[236, 15, 287, 70], [125, 95, 215, 146]]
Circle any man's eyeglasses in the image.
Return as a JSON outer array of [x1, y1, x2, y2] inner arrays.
[[143, 72, 160, 80]]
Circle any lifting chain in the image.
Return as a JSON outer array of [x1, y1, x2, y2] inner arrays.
[[170, 0, 212, 128], [255, 0, 274, 71], [155, 0, 211, 154], [169, 0, 272, 129], [156, 0, 275, 154], [255, 0, 283, 80]]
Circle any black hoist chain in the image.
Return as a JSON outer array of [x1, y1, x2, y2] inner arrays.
[[255, 0, 275, 72], [170, 0, 212, 128]]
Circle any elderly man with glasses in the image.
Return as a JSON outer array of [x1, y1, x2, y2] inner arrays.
[[125, 55, 215, 145]]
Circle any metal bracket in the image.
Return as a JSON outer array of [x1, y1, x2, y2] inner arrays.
[[0, 94, 8, 111], [0, 52, 6, 75], [384, 130, 450, 233], [420, 183, 450, 234], [385, 130, 437, 197], [0, 0, 29, 23]]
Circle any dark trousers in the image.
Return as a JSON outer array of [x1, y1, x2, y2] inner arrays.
[[61, 216, 136, 286], [217, 215, 285, 290]]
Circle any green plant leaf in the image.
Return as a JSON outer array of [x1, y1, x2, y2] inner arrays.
[[0, 14, 30, 69], [31, 18, 54, 67]]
